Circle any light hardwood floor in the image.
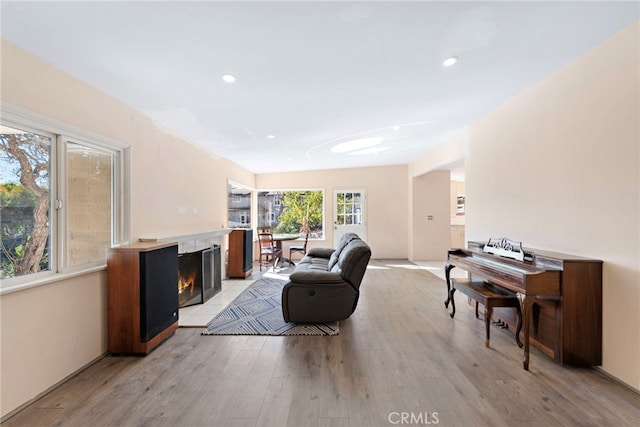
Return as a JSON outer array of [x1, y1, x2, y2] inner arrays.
[[4, 260, 639, 426]]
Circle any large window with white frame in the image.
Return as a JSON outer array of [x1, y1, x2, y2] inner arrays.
[[0, 107, 129, 289], [257, 189, 324, 239]]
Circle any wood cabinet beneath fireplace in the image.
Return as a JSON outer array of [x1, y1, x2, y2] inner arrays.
[[227, 229, 253, 278], [107, 241, 179, 355]]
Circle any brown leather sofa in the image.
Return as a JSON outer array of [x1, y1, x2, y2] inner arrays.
[[281, 233, 371, 323]]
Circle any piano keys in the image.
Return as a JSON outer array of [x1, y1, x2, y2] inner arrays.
[[445, 241, 602, 370]]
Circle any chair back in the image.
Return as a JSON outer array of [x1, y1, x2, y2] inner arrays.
[[301, 229, 310, 251], [258, 232, 276, 253]]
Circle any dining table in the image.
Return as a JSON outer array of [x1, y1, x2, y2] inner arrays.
[[271, 233, 301, 266]]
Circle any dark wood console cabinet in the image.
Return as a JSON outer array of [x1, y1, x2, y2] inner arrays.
[[107, 241, 179, 355], [227, 229, 253, 278]]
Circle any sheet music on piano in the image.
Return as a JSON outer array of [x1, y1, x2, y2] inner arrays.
[[482, 237, 530, 261]]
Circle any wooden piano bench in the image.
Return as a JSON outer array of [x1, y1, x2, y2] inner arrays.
[[449, 279, 523, 349]]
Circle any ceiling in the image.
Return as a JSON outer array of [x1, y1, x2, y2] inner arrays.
[[1, 1, 638, 174]]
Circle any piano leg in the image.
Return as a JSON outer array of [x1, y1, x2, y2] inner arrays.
[[444, 262, 455, 308], [518, 293, 536, 371], [484, 306, 493, 348], [449, 288, 457, 318], [514, 302, 523, 349]]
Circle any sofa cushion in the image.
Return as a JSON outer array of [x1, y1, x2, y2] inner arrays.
[[294, 255, 330, 272], [331, 239, 371, 289], [305, 247, 335, 259], [327, 233, 359, 270], [288, 269, 344, 284]]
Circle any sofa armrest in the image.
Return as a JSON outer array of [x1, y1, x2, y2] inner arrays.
[[305, 247, 335, 258], [289, 270, 344, 284]]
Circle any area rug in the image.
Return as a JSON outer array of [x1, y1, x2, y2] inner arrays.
[[202, 276, 339, 336]]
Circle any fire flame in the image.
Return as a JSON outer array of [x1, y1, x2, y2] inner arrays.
[[178, 272, 196, 296]]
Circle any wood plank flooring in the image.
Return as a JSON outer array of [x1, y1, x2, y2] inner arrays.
[[4, 260, 639, 426]]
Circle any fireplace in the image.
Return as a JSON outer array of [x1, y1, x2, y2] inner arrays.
[[178, 245, 221, 308]]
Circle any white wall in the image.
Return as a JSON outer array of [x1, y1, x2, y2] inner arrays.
[[410, 22, 640, 390], [256, 165, 409, 259], [0, 39, 254, 418]]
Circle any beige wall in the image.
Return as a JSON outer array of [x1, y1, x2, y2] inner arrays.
[[129, 131, 254, 240], [0, 272, 107, 417], [256, 165, 409, 259], [410, 22, 640, 390], [408, 131, 467, 178], [0, 39, 254, 418]]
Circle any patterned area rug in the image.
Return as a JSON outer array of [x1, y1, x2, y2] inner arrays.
[[202, 276, 339, 336]]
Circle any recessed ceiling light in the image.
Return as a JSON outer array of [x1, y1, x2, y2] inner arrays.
[[392, 125, 401, 131], [266, 134, 275, 139], [221, 74, 236, 83], [331, 137, 383, 154], [442, 56, 458, 67]]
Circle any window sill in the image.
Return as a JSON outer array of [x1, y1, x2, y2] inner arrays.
[[0, 265, 107, 296]]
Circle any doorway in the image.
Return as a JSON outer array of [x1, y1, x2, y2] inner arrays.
[[333, 189, 367, 246]]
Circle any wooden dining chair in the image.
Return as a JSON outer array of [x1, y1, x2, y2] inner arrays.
[[258, 232, 282, 271], [289, 229, 310, 264]]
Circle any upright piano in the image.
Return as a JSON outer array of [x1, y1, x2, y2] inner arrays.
[[445, 241, 602, 370]]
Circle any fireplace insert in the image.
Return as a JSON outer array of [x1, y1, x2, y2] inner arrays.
[[178, 245, 222, 308]]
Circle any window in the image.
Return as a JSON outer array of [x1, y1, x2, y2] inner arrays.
[[0, 106, 128, 288], [257, 190, 324, 238], [65, 141, 115, 267], [336, 191, 363, 226], [0, 126, 53, 279], [227, 181, 252, 229]]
